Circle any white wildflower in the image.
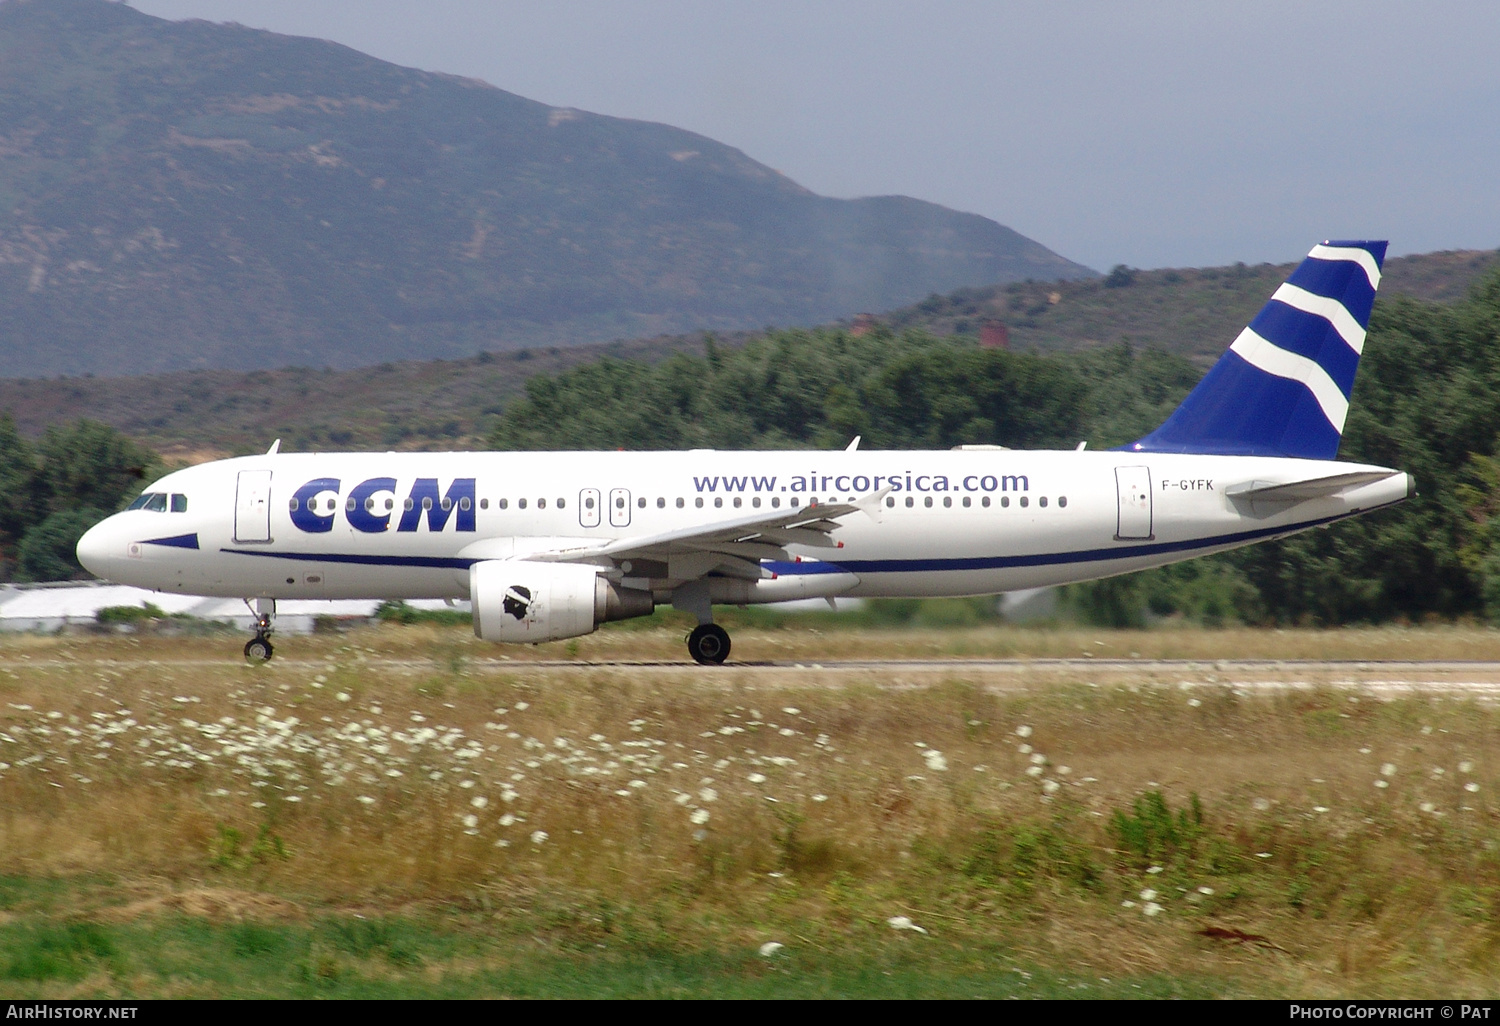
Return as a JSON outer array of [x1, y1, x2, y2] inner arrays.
[[747, 773, 767, 784], [530, 830, 547, 845], [1381, 763, 1397, 777], [690, 808, 710, 825], [1016, 725, 1032, 738], [887, 916, 927, 934], [758, 942, 786, 957]]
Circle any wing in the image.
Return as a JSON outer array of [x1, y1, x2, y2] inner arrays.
[[523, 492, 884, 583]]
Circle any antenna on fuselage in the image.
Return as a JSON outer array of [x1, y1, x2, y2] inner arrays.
[[845, 436, 861, 452], [266, 439, 281, 455]]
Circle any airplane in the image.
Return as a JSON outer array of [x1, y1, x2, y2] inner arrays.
[[76, 241, 1413, 665]]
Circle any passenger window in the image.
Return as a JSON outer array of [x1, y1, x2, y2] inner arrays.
[[714, 498, 723, 508], [441, 496, 453, 511], [586, 497, 595, 510], [905, 496, 914, 508], [385, 498, 394, 511], [288, 498, 299, 512], [557, 498, 565, 509], [790, 497, 799, 507], [733, 497, 742, 508], [942, 496, 951, 508], [771, 497, 780, 508], [499, 499, 508, 510], [886, 497, 895, 508], [676, 497, 685, 508], [480, 498, 489, 510], [422, 497, 433, 511], [924, 496, 933, 508], [1001, 496, 1010, 508], [1020, 496, 1029, 508], [637, 497, 646, 508], [537, 498, 546, 509], [982, 496, 991, 508], [657, 497, 665, 508], [404, 498, 415, 511], [1039, 496, 1048, 508], [962, 496, 971, 508], [518, 498, 527, 510], [695, 497, 704, 508], [1059, 496, 1068, 508], [752, 497, 761, 508], [459, 497, 471, 511], [365, 497, 375, 511], [171, 494, 188, 513]]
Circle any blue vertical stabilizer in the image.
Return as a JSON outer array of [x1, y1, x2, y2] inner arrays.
[[1128, 241, 1386, 460]]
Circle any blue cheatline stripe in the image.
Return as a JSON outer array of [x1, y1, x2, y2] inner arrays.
[[218, 502, 1391, 580], [142, 533, 199, 549], [221, 549, 475, 570], [1248, 302, 1361, 397]]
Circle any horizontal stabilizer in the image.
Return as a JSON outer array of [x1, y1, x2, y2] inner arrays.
[[1225, 470, 1408, 515]]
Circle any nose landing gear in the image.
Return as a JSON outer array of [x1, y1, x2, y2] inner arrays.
[[243, 598, 276, 662]]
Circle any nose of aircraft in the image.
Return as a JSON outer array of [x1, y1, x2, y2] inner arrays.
[[76, 518, 116, 580]]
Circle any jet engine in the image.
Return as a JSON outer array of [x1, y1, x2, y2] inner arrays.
[[470, 559, 654, 643]]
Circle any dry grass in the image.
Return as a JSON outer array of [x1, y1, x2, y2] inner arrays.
[[3, 622, 1500, 997]]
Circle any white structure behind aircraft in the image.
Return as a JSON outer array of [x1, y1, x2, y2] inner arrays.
[[78, 242, 1412, 664]]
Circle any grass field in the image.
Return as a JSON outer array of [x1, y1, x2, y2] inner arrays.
[[2, 620, 1499, 998]]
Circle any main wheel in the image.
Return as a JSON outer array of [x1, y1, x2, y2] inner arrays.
[[687, 623, 730, 665], [244, 636, 274, 662]]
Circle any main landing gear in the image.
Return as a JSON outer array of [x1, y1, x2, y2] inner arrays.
[[687, 623, 731, 665], [243, 597, 275, 662]]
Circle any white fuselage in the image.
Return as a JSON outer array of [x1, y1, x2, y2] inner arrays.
[[77, 448, 1412, 605]]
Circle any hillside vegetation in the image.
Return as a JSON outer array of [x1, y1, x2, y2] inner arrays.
[[0, 0, 1090, 378]]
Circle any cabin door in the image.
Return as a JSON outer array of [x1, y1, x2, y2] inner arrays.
[[234, 470, 273, 544], [1115, 466, 1153, 540]]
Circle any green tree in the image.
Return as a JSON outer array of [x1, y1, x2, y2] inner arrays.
[[16, 508, 106, 583]]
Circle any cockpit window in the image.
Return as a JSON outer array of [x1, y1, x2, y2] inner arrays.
[[170, 494, 188, 513], [128, 492, 169, 512]]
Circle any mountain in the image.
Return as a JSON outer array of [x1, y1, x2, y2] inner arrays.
[[0, 0, 1094, 378]]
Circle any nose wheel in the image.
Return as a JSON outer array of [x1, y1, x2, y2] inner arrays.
[[687, 623, 731, 665], [243, 598, 276, 663]]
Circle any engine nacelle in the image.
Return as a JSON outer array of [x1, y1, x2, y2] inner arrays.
[[471, 559, 654, 643]]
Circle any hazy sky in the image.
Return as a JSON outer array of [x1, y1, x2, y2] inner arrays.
[[128, 0, 1500, 272]]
